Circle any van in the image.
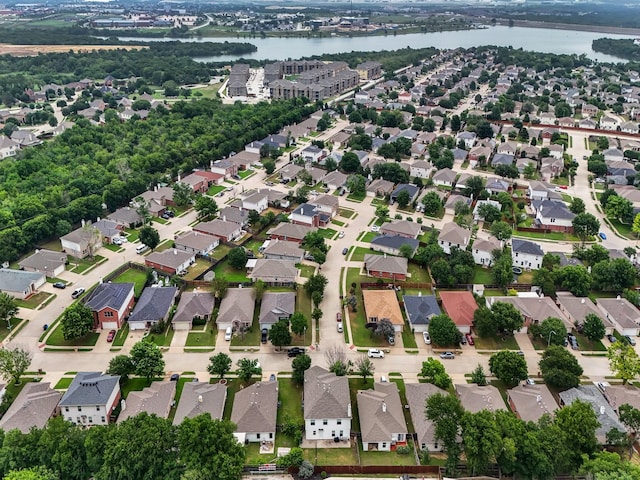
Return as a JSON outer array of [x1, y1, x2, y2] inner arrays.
[[224, 326, 232, 341], [136, 244, 149, 254]]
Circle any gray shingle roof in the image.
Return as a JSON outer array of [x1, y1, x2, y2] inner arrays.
[[0, 269, 44, 293], [512, 238, 544, 256], [18, 249, 67, 272], [259, 292, 295, 326], [173, 291, 215, 324], [173, 382, 227, 424], [0, 382, 61, 434], [218, 288, 255, 326], [231, 381, 278, 434], [403, 294, 441, 325], [371, 235, 419, 251], [59, 372, 120, 407], [129, 287, 177, 323], [405, 383, 445, 448], [118, 381, 176, 422], [304, 366, 350, 420], [357, 382, 407, 443], [85, 283, 134, 312]]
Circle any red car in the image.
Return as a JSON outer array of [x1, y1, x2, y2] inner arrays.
[[559, 185, 568, 190], [106, 330, 116, 342], [336, 312, 342, 322], [465, 334, 474, 346]]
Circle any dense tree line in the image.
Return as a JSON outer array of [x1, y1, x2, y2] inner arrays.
[[0, 413, 244, 480], [300, 46, 439, 72], [592, 38, 640, 62], [0, 97, 316, 262]]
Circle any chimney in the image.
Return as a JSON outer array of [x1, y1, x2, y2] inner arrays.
[[382, 402, 387, 413], [347, 404, 352, 418], [97, 216, 101, 222], [536, 395, 542, 402]]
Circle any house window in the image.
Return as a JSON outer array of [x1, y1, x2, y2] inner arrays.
[[65, 407, 69, 412], [269, 433, 273, 439], [331, 431, 335, 437], [257, 433, 261, 439], [88, 417, 93, 423], [339, 431, 343, 437], [67, 417, 72, 422], [310, 420, 315, 426], [515, 252, 519, 257], [323, 420, 328, 425], [101, 417, 105, 423], [337, 419, 342, 425], [382, 443, 387, 448], [96, 406, 100, 411], [78, 406, 82, 412], [313, 431, 317, 436], [421, 443, 426, 450], [104, 311, 114, 317]]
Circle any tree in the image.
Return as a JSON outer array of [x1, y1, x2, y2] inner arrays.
[[619, 403, 640, 447], [421, 191, 443, 216], [194, 196, 218, 221], [139, 225, 160, 250], [494, 164, 520, 180], [268, 320, 292, 351], [461, 410, 501, 475], [419, 357, 452, 389], [491, 301, 524, 334], [572, 213, 600, 245], [554, 265, 592, 297], [298, 460, 314, 479], [478, 203, 501, 223], [632, 213, 640, 238], [4, 467, 58, 480], [375, 318, 395, 339], [291, 354, 311, 385], [210, 277, 228, 299], [464, 176, 485, 199], [262, 159, 275, 174], [207, 352, 232, 379], [398, 243, 415, 259], [396, 189, 410, 208], [290, 312, 308, 337], [428, 314, 460, 346], [130, 340, 165, 380], [339, 152, 361, 173], [489, 350, 528, 387], [177, 416, 245, 480], [470, 364, 487, 386], [554, 400, 599, 469], [375, 204, 389, 222], [605, 195, 634, 223], [355, 355, 374, 382], [580, 451, 640, 480], [592, 258, 637, 291], [569, 197, 585, 214], [0, 292, 18, 327], [237, 358, 262, 383], [474, 306, 497, 338], [490, 221, 512, 242], [61, 302, 94, 340], [346, 174, 367, 197], [583, 313, 605, 342], [304, 274, 328, 298], [172, 181, 193, 207], [227, 247, 247, 270], [425, 393, 464, 475], [492, 248, 513, 289], [107, 354, 135, 381], [538, 317, 567, 346], [0, 346, 31, 386], [608, 342, 640, 384], [539, 345, 583, 389]]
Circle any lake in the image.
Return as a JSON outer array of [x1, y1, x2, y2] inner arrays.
[[116, 26, 633, 63]]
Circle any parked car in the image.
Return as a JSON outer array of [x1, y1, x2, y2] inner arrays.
[[336, 312, 342, 322], [170, 373, 180, 381], [232, 174, 241, 180], [261, 328, 268, 344], [52, 282, 66, 289], [465, 334, 474, 346], [596, 381, 610, 392], [625, 335, 637, 346], [112, 237, 123, 245], [338, 231, 345, 238], [71, 287, 85, 299], [607, 334, 617, 343], [439, 352, 455, 360], [599, 232, 607, 240], [371, 225, 381, 232], [269, 374, 276, 381], [388, 335, 395, 345], [367, 348, 385, 358], [525, 378, 536, 385], [342, 247, 349, 255], [423, 332, 431, 345], [337, 322, 343, 333], [460, 335, 467, 345], [287, 347, 306, 358], [106, 330, 116, 342], [166, 210, 175, 218], [161, 212, 171, 220], [559, 185, 568, 190]]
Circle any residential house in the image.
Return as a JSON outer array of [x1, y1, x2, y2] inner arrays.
[[370, 235, 419, 258], [211, 159, 238, 178], [456, 384, 506, 413], [59, 372, 121, 426], [173, 382, 227, 425], [487, 295, 571, 333], [528, 181, 552, 201], [456, 131, 477, 149], [217, 288, 255, 331], [601, 384, 640, 412], [84, 282, 135, 330], [363, 254, 408, 282], [603, 148, 624, 162], [172, 291, 215, 331], [18, 249, 67, 278], [621, 122, 639, 134], [137, 187, 174, 216], [0, 382, 61, 434], [0, 269, 46, 299], [219, 207, 250, 227], [390, 184, 420, 205], [405, 383, 446, 452], [548, 144, 564, 160], [507, 383, 558, 423], [301, 145, 327, 163], [381, 220, 422, 239], [231, 381, 278, 443], [532, 199, 575, 232], [362, 289, 405, 333], [600, 116, 619, 131], [193, 219, 243, 243], [438, 223, 470, 255], [597, 298, 640, 337], [290, 203, 330, 228], [241, 191, 268, 213], [403, 294, 441, 333], [410, 161, 433, 179], [267, 223, 313, 244], [128, 287, 178, 331], [512, 239, 544, 270], [303, 366, 351, 441], [91, 219, 123, 244], [473, 199, 502, 222], [439, 291, 477, 334], [280, 164, 303, 183], [357, 382, 407, 452], [582, 104, 599, 117], [145, 249, 195, 276], [107, 207, 143, 228], [432, 168, 457, 187], [491, 153, 515, 168], [540, 157, 564, 181], [559, 386, 626, 443], [556, 293, 614, 335], [174, 231, 219, 256], [309, 195, 339, 219], [262, 239, 305, 262], [0, 136, 19, 158], [323, 170, 348, 191], [366, 178, 395, 197], [472, 236, 502, 267], [118, 382, 176, 423], [497, 141, 518, 156], [579, 118, 597, 129], [444, 194, 471, 213], [485, 177, 510, 195], [60, 224, 103, 258], [259, 291, 295, 330], [249, 259, 297, 285]]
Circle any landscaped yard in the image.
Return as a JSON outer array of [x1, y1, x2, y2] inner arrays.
[[54, 377, 74, 389], [186, 324, 217, 347], [112, 324, 129, 347], [46, 322, 100, 347], [339, 208, 357, 219], [15, 292, 52, 310], [472, 266, 494, 285], [183, 258, 213, 281], [360, 442, 417, 466], [124, 228, 139, 242], [68, 255, 106, 274], [213, 259, 251, 283], [317, 228, 338, 240], [112, 268, 148, 297], [346, 192, 366, 202], [148, 325, 175, 347], [277, 378, 303, 424], [608, 218, 634, 239], [348, 377, 373, 433], [358, 231, 376, 243], [230, 309, 260, 346], [401, 326, 417, 349], [473, 335, 520, 351], [207, 184, 226, 196], [103, 243, 124, 253], [514, 230, 581, 242], [350, 246, 381, 262], [407, 263, 431, 283], [298, 264, 316, 278], [574, 331, 606, 352], [210, 244, 232, 261], [238, 169, 254, 179], [303, 446, 358, 465], [331, 219, 345, 227]]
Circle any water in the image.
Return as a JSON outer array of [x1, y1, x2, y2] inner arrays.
[[116, 26, 633, 63]]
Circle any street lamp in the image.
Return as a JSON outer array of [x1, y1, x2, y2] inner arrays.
[[547, 330, 557, 347], [304, 326, 306, 345]]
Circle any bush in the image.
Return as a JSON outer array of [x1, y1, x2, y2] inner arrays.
[[396, 445, 411, 455], [192, 315, 206, 326], [420, 449, 430, 465], [150, 319, 166, 334], [298, 460, 314, 479]]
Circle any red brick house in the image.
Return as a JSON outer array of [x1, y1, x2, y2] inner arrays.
[[84, 282, 135, 330]]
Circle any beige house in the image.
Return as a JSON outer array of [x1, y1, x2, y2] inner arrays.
[[357, 382, 407, 452], [172, 291, 215, 331], [217, 288, 256, 331], [231, 381, 278, 443], [303, 366, 351, 441], [173, 382, 227, 425], [507, 383, 558, 423], [18, 249, 67, 278], [405, 383, 446, 452], [456, 384, 506, 413], [0, 383, 61, 434], [118, 382, 176, 423]]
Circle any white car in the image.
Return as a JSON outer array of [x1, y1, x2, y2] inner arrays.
[[338, 231, 345, 238], [367, 348, 385, 358], [371, 225, 381, 232], [423, 332, 431, 345]]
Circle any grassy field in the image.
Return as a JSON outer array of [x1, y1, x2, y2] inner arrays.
[[147, 325, 175, 347], [407, 263, 431, 283], [359, 232, 376, 243], [54, 377, 74, 389], [207, 185, 226, 196], [112, 324, 129, 347], [277, 378, 303, 424], [574, 331, 606, 352], [317, 228, 338, 240], [112, 268, 148, 297], [339, 208, 357, 219], [213, 259, 250, 283], [514, 230, 581, 242]]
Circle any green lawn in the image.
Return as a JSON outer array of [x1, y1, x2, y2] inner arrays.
[[473, 335, 520, 351], [473, 266, 494, 285], [69, 255, 106, 274], [46, 322, 100, 347], [112, 268, 148, 297], [401, 326, 417, 349], [221, 379, 252, 420], [350, 246, 381, 262], [152, 216, 169, 225], [213, 259, 250, 283], [230, 306, 261, 346], [574, 331, 606, 352], [349, 378, 373, 433], [608, 218, 634, 239], [147, 325, 175, 347], [407, 263, 431, 283], [54, 377, 74, 389], [207, 185, 225, 196], [514, 230, 581, 242], [359, 232, 376, 243], [210, 244, 232, 261], [344, 269, 391, 348], [124, 228, 140, 242], [183, 258, 213, 281], [346, 192, 366, 202], [155, 239, 172, 251], [238, 169, 254, 179], [15, 292, 52, 310], [277, 378, 303, 424], [339, 208, 357, 219], [186, 324, 217, 347], [112, 324, 129, 347], [121, 377, 156, 399], [303, 446, 358, 465], [103, 243, 124, 253], [317, 228, 337, 240], [331, 219, 345, 227], [360, 442, 417, 466], [298, 264, 316, 278]]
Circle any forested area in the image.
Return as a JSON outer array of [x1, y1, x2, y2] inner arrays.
[[0, 413, 245, 480], [592, 38, 640, 62], [0, 97, 317, 262], [302, 46, 439, 73]]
